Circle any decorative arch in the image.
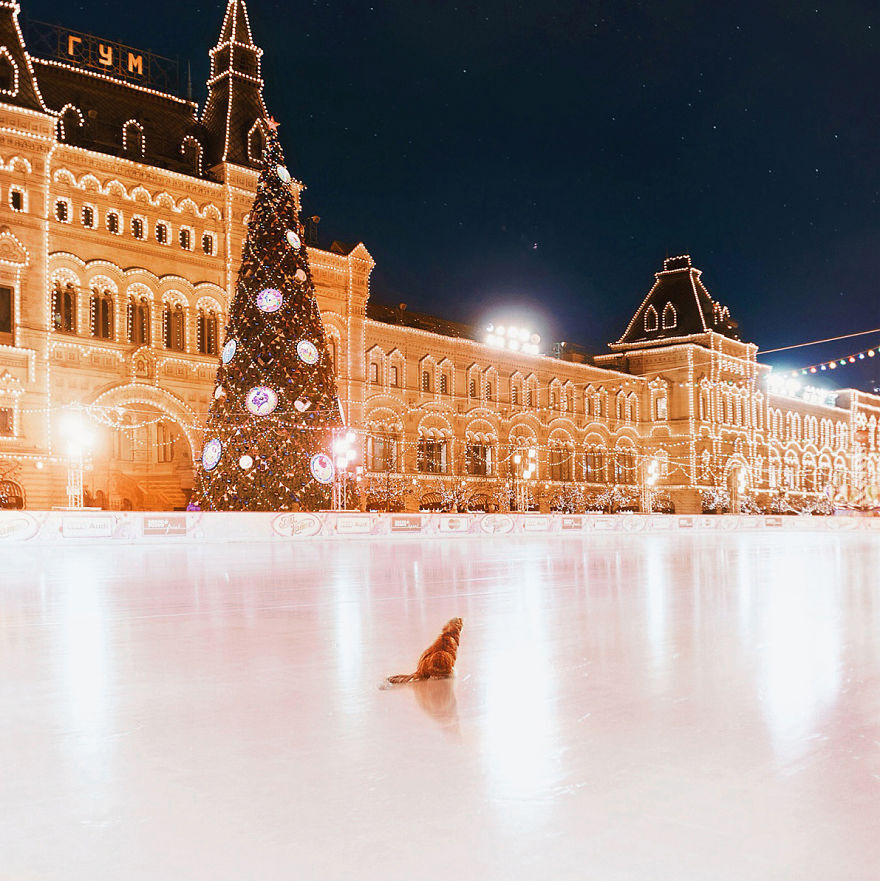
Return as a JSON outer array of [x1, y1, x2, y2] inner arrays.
[[181, 135, 203, 176], [661, 302, 677, 329], [644, 304, 658, 332], [90, 383, 199, 459], [0, 47, 19, 97]]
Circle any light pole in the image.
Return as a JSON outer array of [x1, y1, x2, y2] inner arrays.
[[641, 455, 659, 513], [62, 409, 93, 509], [332, 430, 358, 510], [516, 448, 537, 512]]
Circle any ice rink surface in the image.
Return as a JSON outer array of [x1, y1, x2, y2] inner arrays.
[[2, 528, 880, 880]]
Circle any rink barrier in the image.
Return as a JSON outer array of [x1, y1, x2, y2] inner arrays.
[[1, 510, 879, 543]]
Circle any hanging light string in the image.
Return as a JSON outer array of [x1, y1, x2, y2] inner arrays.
[[758, 327, 880, 355], [788, 346, 879, 377]]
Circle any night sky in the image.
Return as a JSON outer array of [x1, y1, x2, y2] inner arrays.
[[29, 0, 880, 390]]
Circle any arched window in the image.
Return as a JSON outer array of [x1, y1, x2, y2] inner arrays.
[[131, 216, 145, 239], [90, 286, 114, 339], [123, 120, 145, 157], [197, 307, 218, 355], [469, 378, 476, 398], [163, 303, 186, 351], [439, 373, 449, 395], [644, 305, 658, 332], [181, 136, 203, 175], [485, 381, 493, 401], [127, 295, 151, 345], [107, 211, 120, 234], [369, 362, 380, 384], [59, 105, 83, 143], [422, 370, 431, 392], [54, 199, 70, 223], [201, 233, 215, 256], [52, 282, 77, 333], [0, 49, 18, 95], [662, 302, 677, 329], [248, 121, 267, 163], [156, 222, 168, 245], [511, 385, 519, 406], [179, 227, 192, 250], [81, 205, 95, 228]]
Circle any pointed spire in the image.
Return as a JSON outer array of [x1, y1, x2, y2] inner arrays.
[[201, 0, 269, 167], [186, 60, 192, 102], [0, 1, 49, 113], [217, 0, 257, 47]]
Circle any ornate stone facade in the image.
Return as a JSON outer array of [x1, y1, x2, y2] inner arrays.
[[0, 0, 877, 513]]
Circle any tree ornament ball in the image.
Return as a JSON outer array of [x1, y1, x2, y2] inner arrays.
[[221, 338, 237, 363], [256, 288, 283, 313], [239, 455, 254, 470], [276, 164, 291, 184], [202, 439, 222, 471], [286, 229, 301, 250]]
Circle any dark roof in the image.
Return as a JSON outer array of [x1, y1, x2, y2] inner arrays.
[[612, 255, 740, 349], [33, 58, 205, 177], [367, 302, 478, 342], [0, 0, 270, 178]]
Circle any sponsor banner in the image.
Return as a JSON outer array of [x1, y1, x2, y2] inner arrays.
[[0, 512, 39, 541], [763, 516, 783, 528], [390, 515, 422, 533], [561, 516, 583, 530], [439, 515, 471, 533], [143, 515, 188, 536], [677, 517, 694, 529], [273, 512, 322, 538], [647, 517, 672, 530], [594, 518, 617, 530], [480, 514, 513, 534], [522, 516, 550, 532], [335, 515, 373, 535], [62, 515, 114, 538]]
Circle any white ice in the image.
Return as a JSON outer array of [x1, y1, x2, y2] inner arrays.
[[2, 529, 880, 880]]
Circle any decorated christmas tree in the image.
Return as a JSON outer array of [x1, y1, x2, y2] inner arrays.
[[193, 120, 342, 511]]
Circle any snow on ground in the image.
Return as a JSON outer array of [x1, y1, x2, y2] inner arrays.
[[2, 529, 879, 880]]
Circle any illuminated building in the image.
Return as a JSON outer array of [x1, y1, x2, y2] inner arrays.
[[0, 0, 877, 513]]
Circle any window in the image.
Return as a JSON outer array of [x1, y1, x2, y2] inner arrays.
[[107, 211, 120, 234], [527, 386, 533, 407], [9, 188, 23, 211], [511, 386, 518, 405], [156, 422, 175, 463], [440, 374, 448, 395], [248, 123, 266, 162], [181, 137, 202, 175], [52, 282, 76, 333], [370, 362, 379, 384], [328, 338, 337, 373], [368, 434, 397, 471], [59, 106, 83, 143], [202, 233, 215, 255], [614, 449, 637, 484], [0, 406, 12, 436], [164, 303, 186, 351], [466, 443, 492, 476], [0, 286, 11, 335], [156, 222, 168, 244], [422, 370, 431, 392], [585, 447, 605, 482], [644, 305, 658, 332], [417, 437, 447, 474], [0, 51, 16, 95], [54, 200, 69, 223], [390, 365, 399, 387], [549, 448, 573, 481], [485, 382, 493, 401], [197, 309, 218, 355], [469, 378, 476, 398], [131, 216, 145, 239], [90, 287, 114, 339], [123, 121, 144, 157], [127, 297, 150, 345], [179, 227, 192, 250], [662, 302, 677, 329], [81, 205, 95, 228]]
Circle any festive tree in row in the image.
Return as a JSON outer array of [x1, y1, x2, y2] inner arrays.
[[193, 120, 342, 511]]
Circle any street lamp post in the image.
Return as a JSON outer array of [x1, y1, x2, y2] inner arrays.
[[333, 430, 358, 510], [63, 410, 93, 509]]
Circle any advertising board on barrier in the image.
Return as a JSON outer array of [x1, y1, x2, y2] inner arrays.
[[390, 515, 422, 533], [439, 515, 471, 533], [0, 512, 39, 541], [522, 516, 550, 532], [62, 515, 114, 538], [335, 515, 373, 535], [273, 512, 322, 538], [143, 516, 188, 536], [480, 514, 513, 534], [561, 516, 582, 530]]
